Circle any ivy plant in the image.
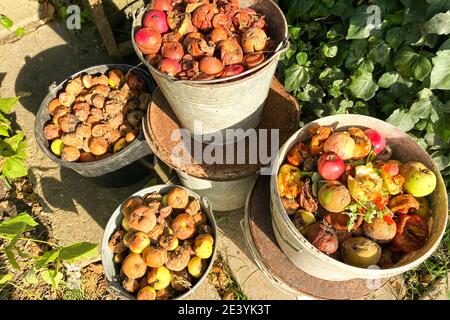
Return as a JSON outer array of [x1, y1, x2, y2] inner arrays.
[[279, 0, 450, 197]]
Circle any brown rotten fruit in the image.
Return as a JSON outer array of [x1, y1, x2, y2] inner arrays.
[[142, 246, 168, 267], [186, 38, 215, 58], [167, 187, 189, 208], [165, 247, 191, 271], [59, 92, 76, 107], [44, 124, 62, 140], [126, 231, 151, 254], [61, 133, 83, 148], [91, 124, 111, 138], [172, 213, 196, 240], [241, 27, 267, 53], [59, 114, 79, 133], [219, 38, 243, 65], [108, 230, 128, 254], [209, 27, 228, 45], [72, 102, 90, 122], [199, 57, 224, 76], [122, 253, 147, 279], [122, 196, 144, 218], [192, 4, 219, 31], [88, 137, 108, 156], [48, 98, 62, 115], [122, 277, 140, 293], [304, 222, 338, 255], [161, 41, 185, 61], [61, 146, 81, 162], [137, 286, 156, 300], [127, 205, 158, 233]]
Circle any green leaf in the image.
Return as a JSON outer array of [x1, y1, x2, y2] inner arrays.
[[2, 157, 27, 179], [0, 97, 19, 114], [401, 0, 428, 24], [288, 26, 301, 40], [331, 0, 353, 19], [0, 15, 13, 30], [386, 27, 406, 50], [35, 249, 60, 270], [378, 72, 399, 88], [368, 39, 391, 65], [59, 242, 98, 263], [2, 132, 25, 152], [426, 0, 450, 18], [386, 109, 417, 132], [297, 84, 325, 103], [24, 269, 39, 285], [373, 0, 402, 15], [296, 52, 308, 66], [284, 64, 310, 91], [347, 68, 379, 101], [0, 213, 37, 236], [433, 113, 450, 142], [430, 151, 450, 170], [15, 27, 26, 37], [430, 50, 450, 90], [0, 274, 13, 284], [394, 46, 432, 81], [320, 42, 338, 58], [409, 88, 441, 122], [288, 0, 315, 19], [5, 249, 20, 270], [40, 269, 63, 290], [319, 67, 345, 87], [423, 11, 450, 34], [347, 5, 375, 40]]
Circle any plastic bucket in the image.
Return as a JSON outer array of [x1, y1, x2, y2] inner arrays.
[[131, 0, 289, 141], [101, 184, 218, 300], [35, 64, 155, 187], [270, 115, 448, 281]]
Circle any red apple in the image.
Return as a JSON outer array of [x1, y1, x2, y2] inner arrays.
[[135, 28, 162, 54], [364, 129, 386, 154], [143, 10, 169, 34], [151, 0, 173, 11], [318, 152, 345, 180]]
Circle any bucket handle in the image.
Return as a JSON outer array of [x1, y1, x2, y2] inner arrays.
[[200, 196, 213, 213], [272, 217, 304, 253]]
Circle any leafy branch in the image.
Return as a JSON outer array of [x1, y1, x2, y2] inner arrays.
[[0, 213, 98, 291]]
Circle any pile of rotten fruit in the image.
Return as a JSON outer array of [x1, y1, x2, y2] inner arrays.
[[108, 187, 215, 300], [134, 0, 271, 80], [277, 126, 437, 269], [43, 69, 151, 162]]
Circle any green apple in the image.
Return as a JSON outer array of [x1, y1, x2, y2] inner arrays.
[[400, 161, 437, 197]]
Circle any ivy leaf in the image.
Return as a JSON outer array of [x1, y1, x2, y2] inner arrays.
[[288, 0, 315, 20], [320, 42, 338, 58], [288, 26, 301, 40], [2, 132, 25, 152], [373, 0, 403, 15], [58, 242, 98, 263], [378, 72, 399, 88], [331, 0, 354, 19], [423, 11, 450, 35], [426, 0, 450, 18], [284, 64, 310, 91], [347, 68, 379, 101], [296, 52, 308, 66], [387, 109, 417, 132], [430, 50, 450, 90], [394, 46, 432, 81], [386, 27, 406, 50], [0, 97, 19, 114], [409, 88, 441, 122], [297, 83, 325, 103], [401, 0, 428, 24], [347, 5, 375, 39], [2, 157, 27, 179], [433, 113, 450, 143], [430, 151, 450, 170], [368, 39, 391, 65]]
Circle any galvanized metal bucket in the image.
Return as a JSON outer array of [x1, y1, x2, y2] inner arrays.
[[131, 0, 289, 142], [101, 184, 218, 300], [270, 115, 449, 281]]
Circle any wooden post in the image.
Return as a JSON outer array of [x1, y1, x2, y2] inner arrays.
[[82, 0, 120, 57]]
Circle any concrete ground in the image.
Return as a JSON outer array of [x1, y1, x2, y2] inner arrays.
[[0, 1, 411, 300]]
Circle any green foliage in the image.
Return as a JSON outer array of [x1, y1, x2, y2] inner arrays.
[[0, 213, 98, 291], [0, 97, 28, 183], [278, 0, 450, 198]]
